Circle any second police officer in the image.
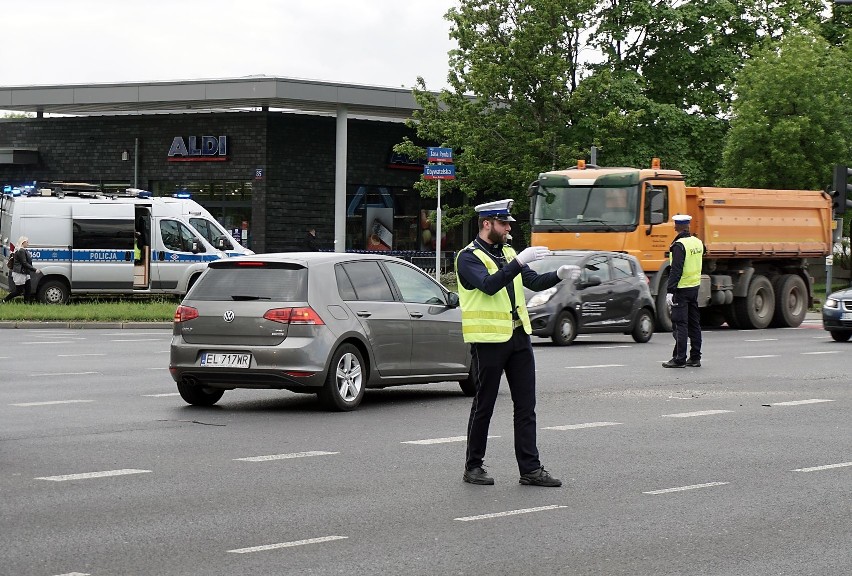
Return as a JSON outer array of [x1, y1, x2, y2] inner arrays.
[[455, 199, 580, 487]]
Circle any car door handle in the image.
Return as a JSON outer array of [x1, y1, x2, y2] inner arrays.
[[356, 311, 372, 318], [409, 312, 423, 318]]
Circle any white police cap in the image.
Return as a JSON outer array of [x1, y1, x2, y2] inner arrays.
[[475, 199, 516, 221], [672, 214, 692, 223]]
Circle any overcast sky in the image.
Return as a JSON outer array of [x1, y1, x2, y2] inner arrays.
[[0, 0, 458, 90]]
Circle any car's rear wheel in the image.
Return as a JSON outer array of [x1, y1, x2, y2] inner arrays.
[[551, 310, 577, 345], [319, 344, 365, 411], [177, 381, 224, 406], [631, 308, 654, 343], [830, 330, 852, 342]]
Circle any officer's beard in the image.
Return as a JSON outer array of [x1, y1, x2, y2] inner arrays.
[[487, 228, 505, 245]]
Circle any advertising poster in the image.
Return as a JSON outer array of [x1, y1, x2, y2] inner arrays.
[[365, 207, 393, 251]]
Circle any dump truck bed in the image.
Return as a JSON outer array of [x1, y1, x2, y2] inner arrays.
[[686, 187, 832, 258]]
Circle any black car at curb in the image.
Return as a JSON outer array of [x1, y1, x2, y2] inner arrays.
[[525, 250, 656, 345]]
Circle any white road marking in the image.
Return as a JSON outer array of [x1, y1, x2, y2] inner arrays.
[[744, 338, 778, 342], [402, 435, 498, 445], [11, 400, 93, 407], [662, 410, 733, 418], [143, 392, 181, 397], [455, 505, 567, 522], [564, 364, 625, 369], [543, 421, 622, 431], [644, 481, 729, 495], [235, 451, 339, 462], [228, 535, 348, 553], [29, 371, 100, 377], [800, 351, 840, 355], [57, 353, 106, 357], [793, 462, 852, 473], [22, 341, 77, 345], [36, 469, 151, 482], [736, 355, 778, 359], [53, 572, 91, 576], [770, 399, 834, 406], [147, 367, 169, 370], [103, 332, 169, 336], [591, 345, 632, 349], [110, 338, 167, 342]]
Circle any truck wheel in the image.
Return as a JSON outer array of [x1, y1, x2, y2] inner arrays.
[[830, 330, 852, 342], [38, 279, 70, 305], [734, 274, 775, 329], [631, 308, 654, 343], [551, 310, 578, 345], [654, 282, 673, 332], [770, 274, 807, 328]]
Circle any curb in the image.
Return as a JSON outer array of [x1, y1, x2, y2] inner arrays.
[[0, 321, 172, 329]]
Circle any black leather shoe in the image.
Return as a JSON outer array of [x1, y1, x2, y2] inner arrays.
[[519, 466, 562, 487], [662, 359, 686, 368], [463, 466, 494, 485], [685, 358, 701, 367]]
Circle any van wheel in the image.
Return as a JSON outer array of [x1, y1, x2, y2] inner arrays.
[[38, 280, 69, 304], [631, 308, 654, 343], [318, 344, 365, 411], [177, 382, 224, 406], [551, 310, 577, 345]]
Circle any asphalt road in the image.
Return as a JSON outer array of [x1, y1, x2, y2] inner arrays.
[[1, 320, 850, 576]]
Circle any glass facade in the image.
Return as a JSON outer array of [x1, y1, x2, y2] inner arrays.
[[151, 181, 253, 249]]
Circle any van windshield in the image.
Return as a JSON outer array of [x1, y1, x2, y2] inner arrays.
[[190, 217, 235, 250]]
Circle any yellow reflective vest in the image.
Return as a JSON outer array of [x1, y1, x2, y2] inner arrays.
[[672, 235, 703, 288], [455, 243, 531, 343]]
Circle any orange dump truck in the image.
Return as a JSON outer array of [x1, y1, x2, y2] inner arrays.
[[529, 161, 832, 330]]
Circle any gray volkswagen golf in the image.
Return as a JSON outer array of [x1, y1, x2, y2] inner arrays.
[[169, 253, 473, 411]]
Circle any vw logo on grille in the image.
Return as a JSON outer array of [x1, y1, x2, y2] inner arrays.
[[223, 310, 235, 322]]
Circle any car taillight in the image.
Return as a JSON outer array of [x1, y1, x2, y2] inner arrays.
[[263, 307, 325, 325], [174, 305, 199, 323]]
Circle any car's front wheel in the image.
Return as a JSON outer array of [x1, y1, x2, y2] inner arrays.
[[551, 310, 577, 345], [459, 356, 477, 397], [177, 382, 224, 406], [319, 344, 366, 411], [829, 330, 852, 342], [631, 308, 655, 343]]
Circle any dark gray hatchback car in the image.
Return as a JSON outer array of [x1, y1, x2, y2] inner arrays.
[[169, 253, 472, 410], [525, 250, 656, 345]]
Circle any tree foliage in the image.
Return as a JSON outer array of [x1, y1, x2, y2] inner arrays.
[[397, 0, 850, 236]]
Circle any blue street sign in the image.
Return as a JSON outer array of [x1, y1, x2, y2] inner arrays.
[[423, 164, 456, 180], [426, 147, 453, 163]]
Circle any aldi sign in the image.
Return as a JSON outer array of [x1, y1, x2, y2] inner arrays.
[[168, 136, 228, 162]]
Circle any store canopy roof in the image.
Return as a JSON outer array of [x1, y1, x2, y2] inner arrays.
[[0, 76, 425, 118]]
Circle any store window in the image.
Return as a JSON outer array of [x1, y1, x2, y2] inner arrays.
[[151, 181, 252, 248], [345, 184, 461, 252]]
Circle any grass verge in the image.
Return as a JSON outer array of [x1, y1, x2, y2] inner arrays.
[[0, 295, 178, 322]]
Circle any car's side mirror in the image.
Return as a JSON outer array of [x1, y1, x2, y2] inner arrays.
[[216, 235, 229, 250], [446, 291, 460, 308], [191, 241, 201, 254], [650, 213, 664, 225], [580, 275, 602, 288]]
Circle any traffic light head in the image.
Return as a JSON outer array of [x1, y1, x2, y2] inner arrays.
[[832, 165, 852, 215]]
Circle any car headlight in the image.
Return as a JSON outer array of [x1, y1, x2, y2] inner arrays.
[[825, 298, 839, 309], [527, 287, 557, 308]]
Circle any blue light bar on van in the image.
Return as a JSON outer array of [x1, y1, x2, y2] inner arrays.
[[173, 192, 192, 199]]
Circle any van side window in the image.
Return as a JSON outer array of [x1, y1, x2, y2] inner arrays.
[[160, 220, 204, 253], [72, 219, 134, 250]]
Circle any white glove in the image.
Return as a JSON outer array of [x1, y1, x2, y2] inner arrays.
[[556, 265, 581, 281], [515, 246, 551, 266], [665, 293, 674, 308]]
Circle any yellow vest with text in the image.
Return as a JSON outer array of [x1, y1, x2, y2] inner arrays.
[[671, 235, 703, 288], [455, 244, 531, 343]]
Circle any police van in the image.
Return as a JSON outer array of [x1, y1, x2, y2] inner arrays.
[[0, 183, 253, 303]]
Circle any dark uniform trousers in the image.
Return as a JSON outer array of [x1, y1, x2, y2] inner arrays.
[[466, 326, 540, 474], [671, 286, 702, 363]]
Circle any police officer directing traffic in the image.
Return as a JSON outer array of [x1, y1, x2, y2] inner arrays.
[[662, 214, 706, 368], [455, 199, 579, 487]]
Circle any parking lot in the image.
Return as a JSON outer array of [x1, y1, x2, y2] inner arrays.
[[2, 321, 850, 575]]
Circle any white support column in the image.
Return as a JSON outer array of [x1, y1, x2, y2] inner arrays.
[[335, 105, 348, 252]]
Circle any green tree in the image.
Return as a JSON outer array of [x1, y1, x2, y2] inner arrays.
[[719, 32, 852, 190]]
